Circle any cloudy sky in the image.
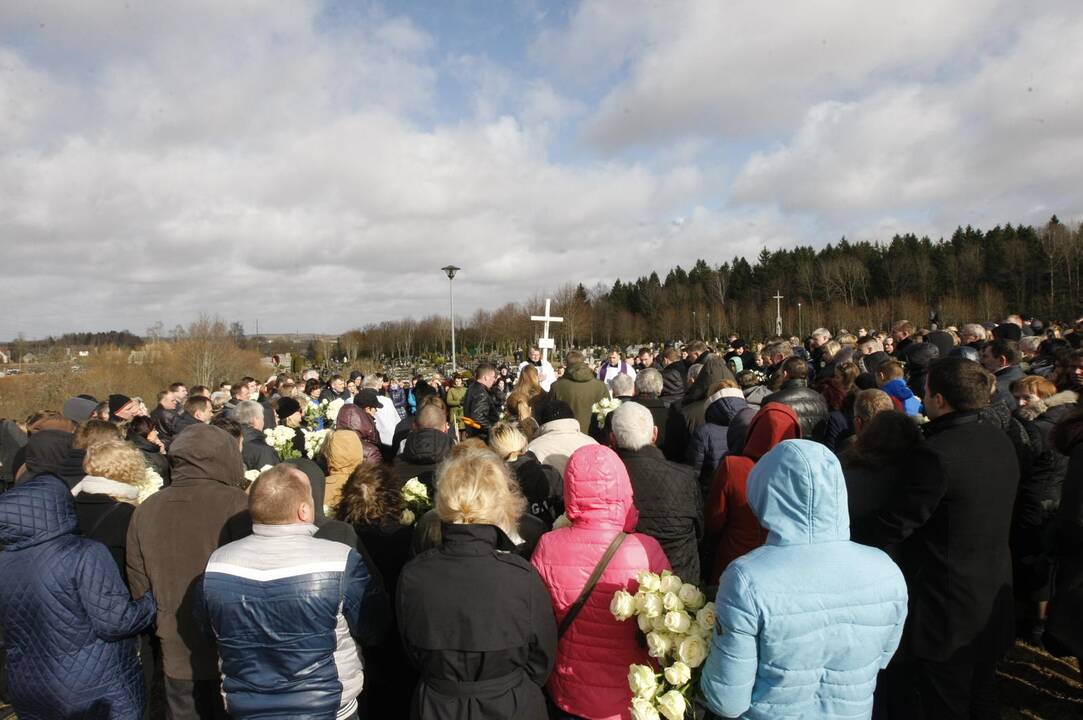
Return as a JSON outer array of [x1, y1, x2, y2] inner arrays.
[[2, 1, 1082, 339]]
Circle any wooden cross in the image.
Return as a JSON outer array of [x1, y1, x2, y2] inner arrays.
[[530, 298, 564, 365]]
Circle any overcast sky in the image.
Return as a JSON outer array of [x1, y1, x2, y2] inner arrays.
[[2, 1, 1082, 339]]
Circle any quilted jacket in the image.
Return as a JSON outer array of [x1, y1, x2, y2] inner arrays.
[[702, 440, 907, 720], [531, 445, 670, 720], [0, 475, 155, 720]]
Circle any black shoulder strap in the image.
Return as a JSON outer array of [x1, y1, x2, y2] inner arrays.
[[557, 531, 627, 639]]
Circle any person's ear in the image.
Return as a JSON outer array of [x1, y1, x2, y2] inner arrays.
[[651, 426, 659, 444]]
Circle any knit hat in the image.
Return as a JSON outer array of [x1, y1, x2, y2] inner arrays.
[[993, 323, 1022, 342], [276, 396, 302, 420], [353, 389, 381, 409], [108, 394, 137, 422], [62, 397, 98, 424]]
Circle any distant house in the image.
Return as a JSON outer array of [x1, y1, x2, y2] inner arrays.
[[20, 352, 37, 363], [128, 350, 146, 365], [0, 347, 9, 364]]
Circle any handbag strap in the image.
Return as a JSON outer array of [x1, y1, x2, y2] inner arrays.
[[557, 531, 627, 639]]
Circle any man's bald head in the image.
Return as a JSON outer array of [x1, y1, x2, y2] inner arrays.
[[249, 465, 313, 525], [416, 404, 448, 431]]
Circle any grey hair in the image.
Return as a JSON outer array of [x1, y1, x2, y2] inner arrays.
[[811, 327, 832, 341], [960, 323, 987, 341], [763, 340, 793, 361], [230, 399, 264, 428], [361, 375, 383, 391], [686, 364, 703, 385], [611, 402, 655, 451], [610, 373, 635, 398], [635, 368, 663, 395]]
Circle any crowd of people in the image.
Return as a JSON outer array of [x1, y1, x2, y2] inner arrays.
[[1, 313, 1083, 720]]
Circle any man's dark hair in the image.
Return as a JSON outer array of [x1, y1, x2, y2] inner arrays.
[[662, 347, 680, 362], [241, 376, 256, 385], [609, 345, 622, 354], [328, 374, 343, 383], [185, 396, 213, 415], [210, 415, 244, 439], [157, 389, 171, 402], [686, 340, 708, 356], [475, 363, 496, 379], [926, 357, 991, 412], [564, 350, 584, 365], [781, 356, 809, 381], [168, 382, 186, 392], [231, 384, 246, 399], [986, 339, 1020, 366], [189, 385, 211, 397]]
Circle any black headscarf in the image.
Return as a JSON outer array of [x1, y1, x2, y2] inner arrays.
[[23, 429, 74, 480]]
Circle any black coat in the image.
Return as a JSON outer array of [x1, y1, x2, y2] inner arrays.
[[396, 523, 556, 720], [73, 493, 136, 585], [508, 452, 562, 528], [393, 429, 454, 491], [629, 395, 669, 450], [865, 411, 1019, 661], [1047, 410, 1083, 659], [659, 362, 686, 404], [130, 434, 171, 485], [240, 425, 281, 472], [662, 356, 737, 463], [760, 379, 829, 441], [462, 382, 500, 438], [615, 445, 703, 582]]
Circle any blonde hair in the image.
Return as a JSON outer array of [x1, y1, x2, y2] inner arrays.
[[83, 440, 147, 497], [488, 422, 528, 461], [73, 420, 123, 450], [436, 448, 524, 534]]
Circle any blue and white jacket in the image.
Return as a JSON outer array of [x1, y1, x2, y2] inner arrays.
[[203, 523, 387, 720]]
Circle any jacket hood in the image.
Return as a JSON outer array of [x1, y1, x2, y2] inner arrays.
[[743, 402, 801, 460], [705, 389, 749, 426], [336, 403, 380, 445], [880, 378, 916, 402], [748, 439, 849, 546], [563, 445, 638, 531], [0, 475, 77, 550], [324, 429, 364, 476], [24, 429, 74, 478], [684, 355, 737, 403], [402, 428, 453, 464], [565, 362, 597, 382], [168, 423, 245, 487]]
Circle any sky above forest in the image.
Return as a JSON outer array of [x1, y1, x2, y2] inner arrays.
[[2, 0, 1082, 338]]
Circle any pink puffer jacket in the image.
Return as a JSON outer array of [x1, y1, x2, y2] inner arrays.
[[532, 445, 670, 720]]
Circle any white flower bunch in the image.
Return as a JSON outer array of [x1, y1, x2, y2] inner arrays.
[[138, 467, 165, 504], [264, 425, 301, 460], [399, 477, 433, 526], [243, 465, 274, 487], [591, 397, 622, 425], [302, 429, 330, 459], [324, 398, 346, 425], [612, 569, 714, 719]]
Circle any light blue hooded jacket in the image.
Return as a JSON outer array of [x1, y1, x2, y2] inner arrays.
[[701, 439, 907, 719]]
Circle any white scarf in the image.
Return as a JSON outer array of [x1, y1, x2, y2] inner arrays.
[[71, 475, 140, 502]]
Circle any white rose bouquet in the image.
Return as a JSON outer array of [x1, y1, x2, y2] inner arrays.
[[138, 467, 165, 504], [302, 428, 330, 459], [264, 425, 301, 460], [611, 569, 714, 719], [242, 464, 274, 489], [303, 400, 328, 431], [591, 397, 622, 426], [324, 398, 346, 426], [399, 477, 432, 526]]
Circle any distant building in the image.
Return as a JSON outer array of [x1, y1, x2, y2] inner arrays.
[[128, 350, 146, 365], [0, 347, 9, 364], [20, 352, 37, 364]]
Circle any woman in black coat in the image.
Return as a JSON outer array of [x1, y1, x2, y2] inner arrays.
[[397, 448, 557, 720], [126, 415, 170, 486], [488, 422, 562, 529], [1046, 407, 1083, 675]]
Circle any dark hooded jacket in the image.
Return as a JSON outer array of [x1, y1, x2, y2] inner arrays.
[[20, 429, 73, 483], [0, 418, 28, 489], [337, 403, 384, 467], [0, 476, 155, 720], [660, 361, 686, 404], [760, 379, 829, 442], [1046, 409, 1083, 659], [687, 388, 755, 490], [394, 428, 454, 490], [705, 403, 801, 582], [551, 363, 610, 435], [662, 356, 738, 462], [126, 424, 251, 680]]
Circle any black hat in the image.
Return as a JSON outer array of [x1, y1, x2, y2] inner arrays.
[[949, 346, 980, 363], [353, 389, 381, 409], [993, 323, 1022, 342], [276, 396, 301, 420], [108, 394, 136, 421], [535, 398, 575, 425]]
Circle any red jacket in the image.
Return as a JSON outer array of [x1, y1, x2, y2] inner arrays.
[[532, 445, 670, 720], [706, 403, 800, 582]]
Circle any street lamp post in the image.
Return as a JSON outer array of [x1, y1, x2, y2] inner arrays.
[[441, 266, 460, 374], [798, 301, 803, 339]]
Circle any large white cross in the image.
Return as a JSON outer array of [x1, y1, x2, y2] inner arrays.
[[530, 298, 564, 365], [773, 291, 784, 337]]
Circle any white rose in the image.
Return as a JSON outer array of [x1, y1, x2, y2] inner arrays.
[[663, 661, 692, 687], [399, 509, 416, 526], [635, 591, 664, 619], [657, 689, 688, 720], [677, 634, 709, 668], [637, 612, 654, 634], [637, 571, 661, 593], [695, 603, 717, 635], [630, 697, 661, 720], [678, 583, 706, 610], [662, 592, 684, 613], [610, 590, 636, 621], [663, 610, 692, 635], [650, 614, 668, 632], [627, 664, 658, 699], [645, 631, 673, 659], [659, 573, 683, 594]]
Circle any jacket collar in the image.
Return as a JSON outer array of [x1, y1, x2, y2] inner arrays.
[[924, 409, 982, 436], [71, 475, 140, 502], [440, 522, 516, 555], [252, 523, 318, 537], [540, 418, 583, 435], [706, 386, 745, 405], [615, 444, 664, 461]]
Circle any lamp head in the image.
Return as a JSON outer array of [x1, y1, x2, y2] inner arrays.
[[442, 265, 460, 280]]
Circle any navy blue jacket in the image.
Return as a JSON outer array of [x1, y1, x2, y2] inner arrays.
[[0, 476, 155, 720]]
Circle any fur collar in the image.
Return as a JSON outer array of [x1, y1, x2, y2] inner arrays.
[[1017, 390, 1078, 422], [71, 475, 140, 502]]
